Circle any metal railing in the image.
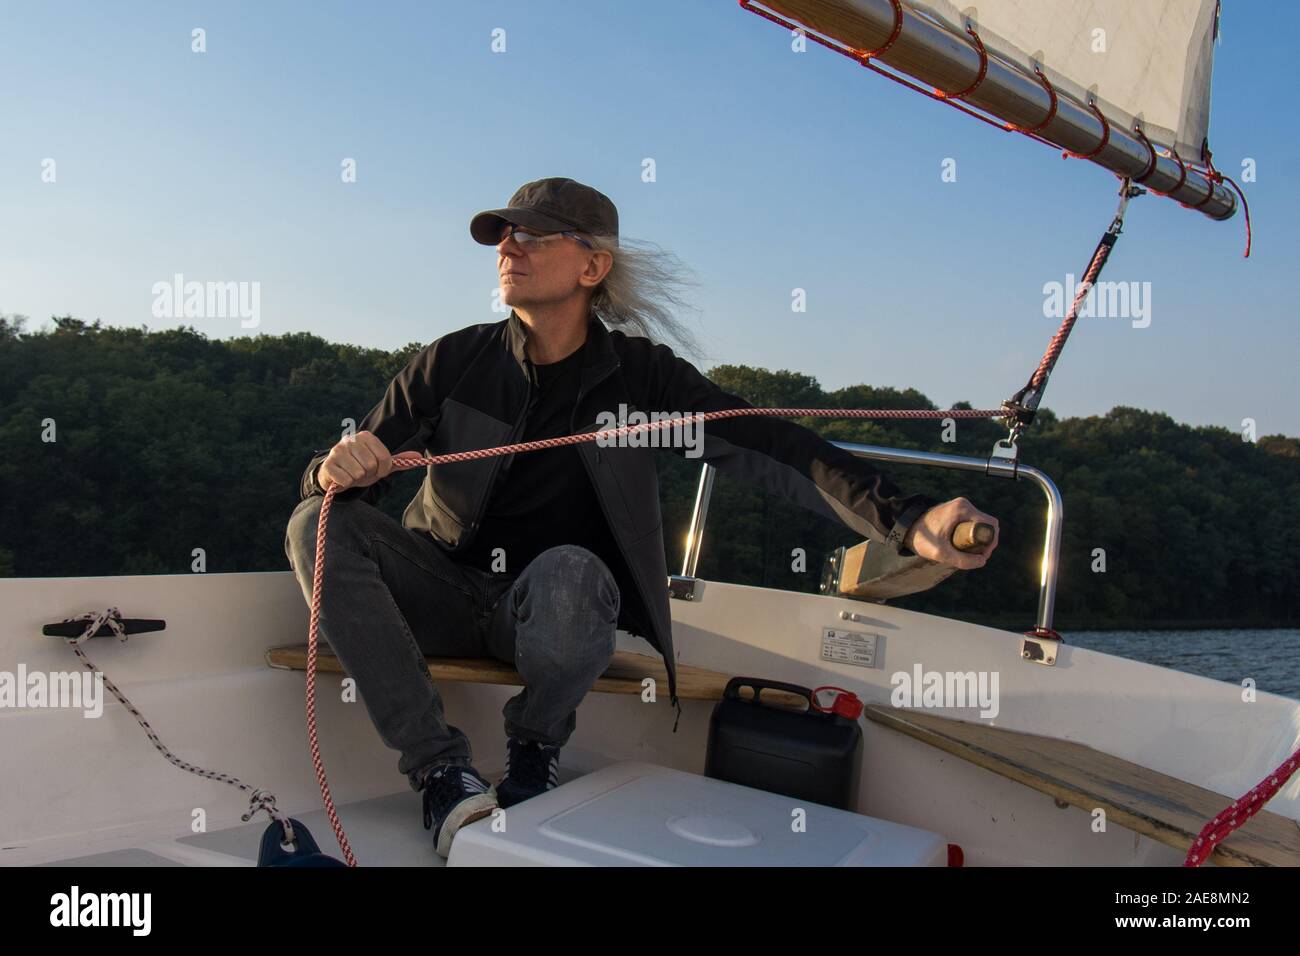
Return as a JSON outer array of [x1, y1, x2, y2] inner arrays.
[[675, 441, 1063, 632]]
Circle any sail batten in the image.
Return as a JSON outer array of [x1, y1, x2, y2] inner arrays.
[[750, 0, 1234, 220]]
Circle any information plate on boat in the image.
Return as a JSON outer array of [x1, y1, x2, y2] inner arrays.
[[821, 628, 878, 668]]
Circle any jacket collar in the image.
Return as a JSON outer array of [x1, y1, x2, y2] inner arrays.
[[506, 307, 619, 382]]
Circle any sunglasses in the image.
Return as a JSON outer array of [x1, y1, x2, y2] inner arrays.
[[498, 223, 594, 250]]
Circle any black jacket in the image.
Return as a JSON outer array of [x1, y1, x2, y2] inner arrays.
[[298, 310, 939, 722]]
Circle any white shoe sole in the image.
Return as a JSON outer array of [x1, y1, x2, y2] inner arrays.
[[435, 788, 499, 858]]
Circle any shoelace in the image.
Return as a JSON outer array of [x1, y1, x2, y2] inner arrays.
[[421, 765, 490, 830]]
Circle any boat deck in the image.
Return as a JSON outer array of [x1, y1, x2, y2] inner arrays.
[[23, 765, 584, 868], [24, 791, 436, 867]]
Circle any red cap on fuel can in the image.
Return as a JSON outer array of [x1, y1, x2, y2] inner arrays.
[[812, 686, 864, 720]]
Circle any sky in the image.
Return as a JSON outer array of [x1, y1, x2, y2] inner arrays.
[[2, 0, 1296, 436]]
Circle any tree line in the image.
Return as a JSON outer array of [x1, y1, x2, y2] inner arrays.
[[2, 315, 1296, 630]]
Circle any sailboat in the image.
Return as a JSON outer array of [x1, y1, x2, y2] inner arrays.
[[4, 0, 1296, 869]]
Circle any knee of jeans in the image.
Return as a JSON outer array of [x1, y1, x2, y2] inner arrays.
[[286, 495, 368, 563], [530, 545, 620, 618], [517, 590, 617, 674], [286, 496, 323, 556]]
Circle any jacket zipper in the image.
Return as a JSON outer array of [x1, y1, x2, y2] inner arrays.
[[572, 360, 666, 644], [464, 377, 538, 542], [572, 360, 619, 435], [571, 362, 620, 550], [576, 428, 677, 703]]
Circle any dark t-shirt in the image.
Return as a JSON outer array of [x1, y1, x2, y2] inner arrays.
[[456, 341, 647, 636]]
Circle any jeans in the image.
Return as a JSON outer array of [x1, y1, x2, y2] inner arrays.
[[284, 495, 621, 791]]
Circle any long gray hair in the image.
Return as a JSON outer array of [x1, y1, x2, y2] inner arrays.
[[585, 234, 709, 363]]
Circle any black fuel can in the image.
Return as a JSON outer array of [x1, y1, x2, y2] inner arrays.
[[704, 677, 863, 810]]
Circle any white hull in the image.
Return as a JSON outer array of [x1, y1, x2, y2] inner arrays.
[[3, 571, 1297, 866]]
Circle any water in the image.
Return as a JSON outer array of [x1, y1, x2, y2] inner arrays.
[[1067, 629, 1300, 701]]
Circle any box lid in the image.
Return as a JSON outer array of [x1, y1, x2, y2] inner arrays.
[[449, 761, 947, 867]]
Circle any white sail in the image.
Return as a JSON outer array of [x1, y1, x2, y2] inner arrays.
[[753, 0, 1234, 218], [910, 0, 1218, 159]]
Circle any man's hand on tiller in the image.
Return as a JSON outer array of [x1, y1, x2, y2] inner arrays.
[[902, 497, 1000, 571]]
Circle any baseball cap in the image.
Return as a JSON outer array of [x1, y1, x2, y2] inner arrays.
[[470, 177, 619, 247]]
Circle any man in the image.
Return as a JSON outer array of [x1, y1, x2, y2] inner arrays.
[[285, 177, 998, 858]]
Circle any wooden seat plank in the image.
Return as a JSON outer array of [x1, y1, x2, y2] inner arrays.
[[865, 703, 1300, 867], [265, 643, 803, 706]]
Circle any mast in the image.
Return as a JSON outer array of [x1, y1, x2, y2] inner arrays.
[[748, 0, 1237, 220]]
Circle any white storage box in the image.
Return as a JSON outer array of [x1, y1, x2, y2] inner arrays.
[[448, 761, 948, 866]]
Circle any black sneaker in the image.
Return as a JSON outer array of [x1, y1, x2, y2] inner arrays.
[[420, 763, 498, 858], [497, 736, 561, 808]]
